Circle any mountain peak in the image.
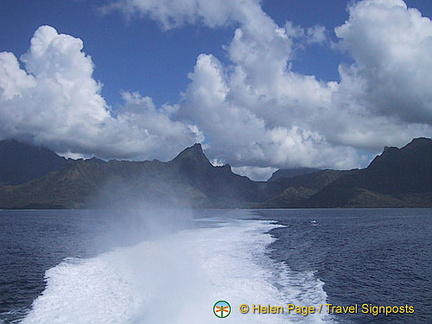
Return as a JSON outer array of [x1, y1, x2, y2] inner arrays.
[[171, 143, 211, 166], [0, 139, 66, 185], [368, 137, 431, 171], [405, 137, 431, 149]]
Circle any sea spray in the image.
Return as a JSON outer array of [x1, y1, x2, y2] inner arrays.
[[22, 211, 330, 323]]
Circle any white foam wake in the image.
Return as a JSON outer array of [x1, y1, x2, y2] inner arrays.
[[22, 215, 331, 323]]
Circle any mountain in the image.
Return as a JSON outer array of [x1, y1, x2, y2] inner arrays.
[[0, 138, 430, 209], [0, 143, 265, 209], [268, 168, 321, 181], [304, 138, 432, 207], [0, 139, 66, 185], [167, 144, 265, 207], [262, 169, 358, 207]]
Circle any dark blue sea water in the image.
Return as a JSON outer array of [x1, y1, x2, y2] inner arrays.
[[0, 208, 430, 323], [257, 209, 432, 323]]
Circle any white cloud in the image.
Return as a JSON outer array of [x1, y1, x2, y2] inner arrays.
[[180, 53, 363, 172], [176, 0, 430, 172], [2, 0, 431, 180], [0, 52, 36, 100], [0, 26, 201, 161], [68, 1, 361, 174], [103, 0, 264, 30], [335, 0, 432, 125], [164, 0, 367, 171]]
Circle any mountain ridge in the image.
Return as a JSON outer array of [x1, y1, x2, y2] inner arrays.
[[0, 138, 430, 208], [303, 137, 432, 207], [0, 139, 67, 185]]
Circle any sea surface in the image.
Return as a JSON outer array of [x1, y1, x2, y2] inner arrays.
[[0, 208, 430, 323]]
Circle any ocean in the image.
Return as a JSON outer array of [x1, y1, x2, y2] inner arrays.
[[0, 208, 430, 323]]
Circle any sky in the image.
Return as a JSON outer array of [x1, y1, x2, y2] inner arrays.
[[0, 0, 431, 180]]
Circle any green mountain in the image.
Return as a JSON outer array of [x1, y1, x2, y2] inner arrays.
[[167, 144, 265, 207], [268, 167, 322, 181], [262, 169, 358, 207], [0, 143, 264, 209], [0, 138, 430, 209], [304, 138, 432, 207]]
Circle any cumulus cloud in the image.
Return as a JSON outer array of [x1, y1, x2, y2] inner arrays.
[[335, 0, 432, 125], [0, 26, 202, 161], [181, 53, 361, 173], [2, 0, 431, 181], [174, 0, 430, 178], [161, 0, 370, 174]]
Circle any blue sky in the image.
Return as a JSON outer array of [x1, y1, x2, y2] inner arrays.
[[0, 0, 343, 107], [0, 0, 431, 179]]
